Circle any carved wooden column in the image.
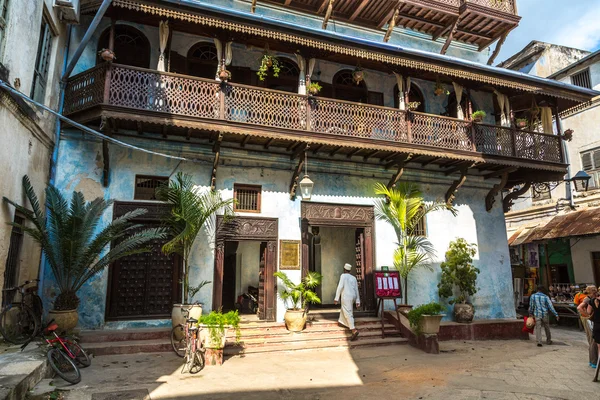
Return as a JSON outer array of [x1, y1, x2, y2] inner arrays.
[[301, 219, 310, 279], [212, 240, 225, 312], [265, 241, 277, 321], [364, 226, 375, 311]]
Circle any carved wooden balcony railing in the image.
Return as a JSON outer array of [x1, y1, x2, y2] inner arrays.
[[64, 64, 563, 165]]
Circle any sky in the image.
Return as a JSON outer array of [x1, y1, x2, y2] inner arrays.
[[496, 0, 600, 64]]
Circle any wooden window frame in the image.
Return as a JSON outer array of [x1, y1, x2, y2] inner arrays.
[[413, 214, 427, 237], [581, 148, 600, 190], [133, 175, 169, 201], [571, 68, 592, 89], [0, 0, 9, 60], [31, 16, 53, 103], [233, 184, 262, 213], [531, 187, 551, 202]]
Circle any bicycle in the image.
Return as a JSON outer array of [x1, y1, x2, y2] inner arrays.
[[0, 279, 43, 344], [21, 319, 91, 385], [170, 306, 205, 374]]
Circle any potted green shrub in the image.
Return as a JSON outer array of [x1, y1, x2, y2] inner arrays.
[[374, 182, 456, 310], [515, 118, 528, 129], [156, 172, 235, 329], [274, 271, 322, 332], [3, 176, 165, 332], [199, 310, 241, 366], [437, 238, 479, 323], [471, 110, 486, 123], [257, 54, 281, 81], [407, 302, 445, 335], [308, 82, 322, 96]]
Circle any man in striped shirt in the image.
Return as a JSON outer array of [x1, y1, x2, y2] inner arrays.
[[529, 285, 559, 347]]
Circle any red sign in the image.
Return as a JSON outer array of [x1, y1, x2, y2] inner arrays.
[[374, 271, 401, 298]]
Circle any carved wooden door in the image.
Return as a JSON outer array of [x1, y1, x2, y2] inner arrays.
[[258, 242, 267, 320], [355, 229, 365, 310]]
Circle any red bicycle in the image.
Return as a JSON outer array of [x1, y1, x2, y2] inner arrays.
[[22, 320, 91, 384], [170, 306, 205, 374]]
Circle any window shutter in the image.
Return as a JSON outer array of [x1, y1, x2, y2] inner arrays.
[[593, 150, 600, 170], [582, 152, 593, 171]]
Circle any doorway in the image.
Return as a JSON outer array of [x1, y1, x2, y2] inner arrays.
[[221, 241, 265, 315]]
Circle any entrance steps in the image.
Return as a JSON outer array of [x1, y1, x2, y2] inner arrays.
[[78, 313, 407, 357]]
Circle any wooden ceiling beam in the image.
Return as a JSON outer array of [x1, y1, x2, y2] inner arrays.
[[284, 0, 293, 5], [317, 0, 330, 14], [136, 121, 143, 135], [241, 134, 251, 147], [312, 144, 324, 154], [378, 0, 403, 29], [346, 148, 361, 158], [482, 166, 517, 180], [421, 157, 441, 167], [329, 146, 343, 157], [291, 143, 309, 160], [432, 17, 457, 41], [264, 138, 275, 149], [349, 0, 370, 21], [363, 150, 380, 161], [322, 0, 335, 29], [445, 161, 476, 176]]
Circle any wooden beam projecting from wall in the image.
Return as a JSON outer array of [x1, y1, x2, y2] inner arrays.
[[440, 17, 460, 55], [485, 172, 509, 212], [211, 133, 223, 191], [445, 164, 469, 206], [482, 166, 517, 180], [387, 155, 414, 189], [383, 7, 400, 42], [241, 134, 251, 147], [444, 162, 475, 176], [290, 144, 309, 200], [251, 0, 257, 13], [432, 17, 457, 41], [322, 0, 335, 29], [503, 182, 531, 213], [487, 32, 508, 66]]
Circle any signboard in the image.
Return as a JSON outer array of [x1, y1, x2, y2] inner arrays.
[[279, 240, 300, 270], [374, 271, 401, 298]]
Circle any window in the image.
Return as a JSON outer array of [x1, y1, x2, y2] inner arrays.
[[134, 175, 168, 200], [97, 25, 150, 69], [233, 184, 261, 212], [531, 187, 551, 202], [2, 214, 23, 307], [413, 215, 427, 237], [31, 17, 53, 103], [581, 148, 600, 189], [0, 0, 9, 60], [571, 69, 592, 89], [187, 42, 218, 79]]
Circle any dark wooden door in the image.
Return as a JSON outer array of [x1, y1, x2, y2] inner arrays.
[[106, 202, 180, 320], [355, 229, 365, 310], [258, 242, 267, 320], [222, 253, 237, 311]]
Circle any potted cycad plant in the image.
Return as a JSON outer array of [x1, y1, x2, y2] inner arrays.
[[3, 176, 165, 331], [156, 172, 235, 329], [374, 182, 456, 311], [438, 238, 479, 323], [407, 302, 445, 335], [274, 271, 322, 332], [199, 310, 241, 365]]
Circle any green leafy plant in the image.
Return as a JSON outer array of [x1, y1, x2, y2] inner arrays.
[[438, 238, 479, 304], [274, 271, 322, 311], [307, 82, 322, 95], [156, 172, 235, 304], [188, 280, 211, 302], [257, 55, 280, 81], [407, 302, 445, 334], [374, 182, 456, 305], [2, 176, 166, 310], [199, 310, 241, 349], [434, 80, 449, 96], [515, 118, 528, 128], [471, 110, 486, 121]]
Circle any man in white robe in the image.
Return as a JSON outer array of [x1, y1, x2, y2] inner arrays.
[[334, 263, 361, 340]]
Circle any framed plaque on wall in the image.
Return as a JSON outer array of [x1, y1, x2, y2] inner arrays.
[[279, 240, 300, 270]]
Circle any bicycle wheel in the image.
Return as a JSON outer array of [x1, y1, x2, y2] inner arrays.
[[64, 338, 91, 368], [0, 304, 39, 344], [47, 348, 81, 384], [170, 325, 186, 358], [189, 348, 205, 374]]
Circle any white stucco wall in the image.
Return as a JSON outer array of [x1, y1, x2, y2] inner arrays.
[[570, 237, 600, 284], [235, 241, 261, 299], [319, 227, 356, 304]]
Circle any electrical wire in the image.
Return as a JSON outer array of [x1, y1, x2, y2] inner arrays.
[[0, 79, 201, 163]]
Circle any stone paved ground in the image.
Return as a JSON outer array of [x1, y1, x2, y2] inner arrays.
[[30, 327, 599, 400]]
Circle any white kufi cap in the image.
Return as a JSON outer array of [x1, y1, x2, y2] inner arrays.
[[343, 263, 352, 271]]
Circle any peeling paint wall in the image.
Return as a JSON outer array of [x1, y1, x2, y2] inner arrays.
[[50, 132, 516, 329]]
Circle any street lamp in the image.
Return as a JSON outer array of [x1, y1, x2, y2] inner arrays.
[[299, 152, 314, 201], [567, 170, 591, 192]]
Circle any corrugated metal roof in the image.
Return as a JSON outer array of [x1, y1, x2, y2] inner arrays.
[[514, 207, 600, 244]]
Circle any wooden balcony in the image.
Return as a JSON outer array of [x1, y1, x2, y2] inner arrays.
[[64, 64, 563, 174]]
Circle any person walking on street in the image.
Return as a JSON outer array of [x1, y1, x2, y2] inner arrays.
[[585, 292, 600, 368], [334, 263, 361, 341], [529, 285, 559, 347], [578, 285, 599, 367]]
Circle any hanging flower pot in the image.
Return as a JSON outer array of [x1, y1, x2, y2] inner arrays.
[[308, 82, 322, 96], [471, 110, 486, 123], [98, 49, 116, 62], [516, 118, 528, 129], [352, 68, 365, 85], [219, 69, 231, 82]]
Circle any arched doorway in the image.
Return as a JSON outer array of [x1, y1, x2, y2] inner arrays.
[[332, 69, 368, 104], [394, 84, 426, 112], [97, 25, 150, 69], [444, 91, 475, 119], [186, 42, 218, 79], [262, 58, 299, 93]]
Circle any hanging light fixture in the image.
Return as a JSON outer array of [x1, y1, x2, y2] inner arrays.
[[568, 170, 592, 192], [299, 151, 314, 201]]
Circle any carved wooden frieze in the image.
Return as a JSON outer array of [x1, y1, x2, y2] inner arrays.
[[216, 216, 278, 240], [301, 202, 374, 224]]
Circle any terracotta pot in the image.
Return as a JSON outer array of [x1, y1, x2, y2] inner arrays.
[[434, 88, 444, 96], [199, 324, 229, 349], [266, 58, 273, 67], [205, 348, 224, 366], [516, 121, 527, 128], [219, 69, 231, 82], [419, 314, 444, 335], [454, 303, 474, 323], [48, 309, 78, 332], [284, 309, 307, 332], [308, 87, 319, 96], [99, 49, 115, 62], [353, 71, 364, 84]]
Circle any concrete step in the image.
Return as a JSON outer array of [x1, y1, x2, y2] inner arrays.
[[239, 316, 384, 330], [83, 339, 172, 356], [232, 328, 402, 347], [234, 323, 398, 339], [78, 328, 170, 344], [225, 336, 409, 355]]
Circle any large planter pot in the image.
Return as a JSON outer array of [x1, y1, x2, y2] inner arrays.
[[419, 314, 444, 335], [199, 324, 229, 349], [172, 304, 202, 327], [48, 309, 78, 332], [454, 303, 474, 323], [284, 309, 307, 332]]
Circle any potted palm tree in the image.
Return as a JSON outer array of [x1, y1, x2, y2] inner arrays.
[[438, 238, 479, 323], [374, 182, 456, 311], [274, 271, 322, 332], [3, 176, 165, 331], [156, 172, 234, 329]]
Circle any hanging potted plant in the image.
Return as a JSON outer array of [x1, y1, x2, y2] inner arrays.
[[199, 310, 241, 366], [308, 82, 322, 96], [156, 172, 235, 330], [257, 54, 281, 81], [438, 238, 479, 323], [407, 302, 445, 335], [218, 68, 232, 82], [434, 80, 448, 97], [98, 48, 116, 62], [471, 110, 486, 123], [407, 101, 421, 111], [274, 271, 322, 332], [515, 118, 528, 129], [2, 176, 165, 333], [352, 67, 365, 85]]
